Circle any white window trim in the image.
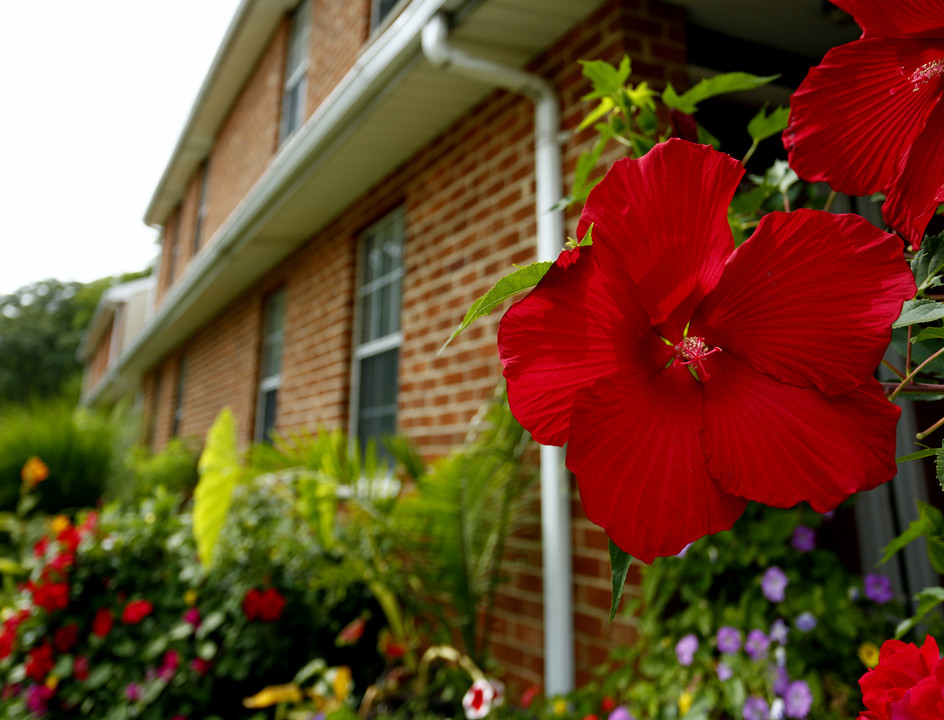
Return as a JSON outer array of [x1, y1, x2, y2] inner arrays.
[[279, 0, 311, 145], [348, 208, 405, 448], [255, 288, 287, 441]]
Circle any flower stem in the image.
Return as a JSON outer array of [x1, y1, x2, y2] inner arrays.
[[881, 359, 906, 380], [880, 382, 944, 394], [906, 325, 913, 376], [889, 345, 944, 401], [823, 190, 837, 212], [917, 414, 944, 440], [741, 140, 759, 166]]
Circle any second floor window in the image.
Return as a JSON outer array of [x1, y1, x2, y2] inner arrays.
[[279, 0, 310, 145], [372, 0, 401, 28], [193, 160, 210, 254]]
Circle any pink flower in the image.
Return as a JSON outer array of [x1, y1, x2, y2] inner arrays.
[[183, 607, 201, 628], [785, 0, 944, 248], [498, 139, 914, 562]]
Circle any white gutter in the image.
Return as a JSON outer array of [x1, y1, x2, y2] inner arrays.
[[421, 13, 574, 695]]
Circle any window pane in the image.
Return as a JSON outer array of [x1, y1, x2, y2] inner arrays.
[[261, 388, 278, 442]]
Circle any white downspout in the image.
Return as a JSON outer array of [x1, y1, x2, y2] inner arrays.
[[421, 13, 574, 694]]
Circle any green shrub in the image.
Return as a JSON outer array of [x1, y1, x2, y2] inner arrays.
[[111, 438, 200, 503], [0, 402, 120, 514]]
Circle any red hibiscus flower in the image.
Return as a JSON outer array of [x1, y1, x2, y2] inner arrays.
[[73, 655, 90, 682], [121, 599, 153, 624], [784, 0, 944, 249], [498, 140, 914, 562], [29, 580, 70, 613], [91, 607, 114, 637], [57, 525, 81, 553], [25, 642, 54, 682], [859, 635, 944, 719]]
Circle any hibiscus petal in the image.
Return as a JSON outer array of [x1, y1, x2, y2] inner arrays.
[[566, 371, 747, 564], [575, 139, 741, 340], [785, 39, 944, 196], [834, 0, 944, 39], [703, 355, 900, 512], [691, 209, 914, 395], [883, 100, 944, 249], [498, 246, 668, 447]]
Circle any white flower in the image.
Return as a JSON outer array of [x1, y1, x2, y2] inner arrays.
[[463, 679, 495, 719], [770, 698, 785, 720], [489, 679, 505, 708]]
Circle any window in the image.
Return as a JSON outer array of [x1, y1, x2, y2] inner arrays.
[[165, 213, 180, 287], [256, 288, 287, 442], [352, 210, 404, 455], [171, 355, 187, 438], [372, 0, 402, 28], [193, 160, 210, 254], [279, 0, 310, 145]]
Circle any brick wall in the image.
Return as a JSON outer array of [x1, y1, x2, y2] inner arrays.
[[142, 0, 686, 695], [83, 316, 114, 398], [307, 0, 371, 115]]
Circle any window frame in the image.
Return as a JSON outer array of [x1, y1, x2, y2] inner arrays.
[[349, 208, 406, 455], [255, 287, 288, 442], [278, 0, 311, 146], [171, 355, 187, 438], [193, 159, 210, 255]]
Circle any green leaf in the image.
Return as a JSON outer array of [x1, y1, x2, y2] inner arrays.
[[747, 104, 790, 143], [914, 326, 944, 343], [893, 298, 944, 328], [912, 231, 944, 293], [608, 540, 633, 621], [578, 96, 614, 132], [0, 557, 22, 575], [749, 160, 798, 195], [895, 586, 944, 639], [662, 72, 780, 114], [439, 261, 553, 353], [193, 408, 244, 566], [580, 56, 631, 100], [897, 447, 937, 462], [937, 448, 944, 493], [880, 515, 929, 565]]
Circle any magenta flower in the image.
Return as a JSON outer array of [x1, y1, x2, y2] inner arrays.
[[125, 682, 142, 702], [675, 633, 699, 666], [791, 526, 815, 553], [865, 574, 894, 604], [762, 566, 789, 603]]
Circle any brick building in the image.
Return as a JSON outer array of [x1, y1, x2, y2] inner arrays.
[[82, 0, 910, 694]]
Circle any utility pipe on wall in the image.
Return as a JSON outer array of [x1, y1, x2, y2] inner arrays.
[[421, 13, 574, 694]]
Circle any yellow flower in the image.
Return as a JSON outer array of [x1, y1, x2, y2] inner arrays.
[[21, 457, 49, 487], [46, 675, 59, 691], [243, 683, 303, 708], [859, 642, 880, 669], [330, 666, 352, 701], [50, 515, 70, 535], [184, 589, 198, 606], [678, 691, 693, 716], [552, 697, 568, 715]]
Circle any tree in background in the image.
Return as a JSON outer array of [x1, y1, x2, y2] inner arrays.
[[0, 272, 149, 405]]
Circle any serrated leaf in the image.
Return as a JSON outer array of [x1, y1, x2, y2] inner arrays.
[[578, 96, 615, 132], [193, 408, 244, 566], [894, 298, 944, 328], [580, 56, 631, 100], [439, 261, 553, 353], [895, 586, 944, 639], [912, 231, 944, 293], [609, 539, 633, 622], [747, 104, 790, 143], [661, 72, 779, 114], [749, 159, 799, 195]]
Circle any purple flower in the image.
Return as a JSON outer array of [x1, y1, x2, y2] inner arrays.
[[745, 629, 770, 661], [762, 566, 789, 603], [743, 695, 770, 720], [717, 626, 741, 654], [676, 543, 692, 558], [25, 684, 53, 715], [773, 665, 791, 695], [125, 682, 143, 702], [864, 574, 893, 604], [770, 618, 788, 645], [608, 708, 635, 720], [794, 612, 817, 633], [784, 680, 813, 718], [717, 662, 733, 681], [791, 526, 815, 553], [675, 633, 699, 666]]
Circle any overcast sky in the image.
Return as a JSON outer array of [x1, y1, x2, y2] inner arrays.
[[0, 1, 242, 297]]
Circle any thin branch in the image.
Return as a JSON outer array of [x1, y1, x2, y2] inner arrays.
[[917, 414, 944, 440], [881, 359, 906, 380], [889, 344, 944, 401]]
